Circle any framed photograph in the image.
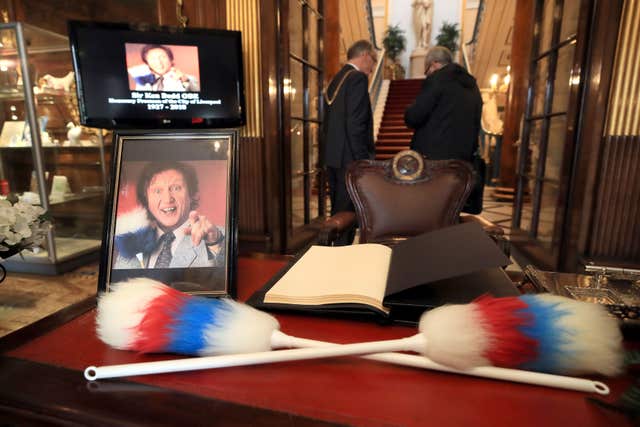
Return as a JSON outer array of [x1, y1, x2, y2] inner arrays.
[[98, 130, 238, 297]]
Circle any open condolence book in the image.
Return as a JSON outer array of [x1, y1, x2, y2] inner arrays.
[[255, 222, 516, 323]]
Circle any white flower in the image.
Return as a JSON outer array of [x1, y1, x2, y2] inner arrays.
[[0, 206, 16, 227], [13, 216, 32, 239], [14, 201, 44, 223], [0, 200, 50, 255], [3, 229, 21, 245]]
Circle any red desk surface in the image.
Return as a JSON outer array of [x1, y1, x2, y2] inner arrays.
[[7, 257, 633, 427]]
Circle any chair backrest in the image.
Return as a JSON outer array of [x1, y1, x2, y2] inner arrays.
[[346, 151, 474, 245]]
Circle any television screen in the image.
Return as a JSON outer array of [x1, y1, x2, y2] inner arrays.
[[68, 21, 245, 129]]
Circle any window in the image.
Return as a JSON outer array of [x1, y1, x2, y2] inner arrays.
[[513, 0, 581, 252], [286, 0, 325, 233]]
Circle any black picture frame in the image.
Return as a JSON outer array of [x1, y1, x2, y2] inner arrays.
[[98, 130, 238, 298]]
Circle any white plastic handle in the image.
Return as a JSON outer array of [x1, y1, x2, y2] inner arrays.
[[84, 334, 425, 380], [270, 331, 609, 395]]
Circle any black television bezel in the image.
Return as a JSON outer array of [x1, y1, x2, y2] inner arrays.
[[68, 20, 246, 130]]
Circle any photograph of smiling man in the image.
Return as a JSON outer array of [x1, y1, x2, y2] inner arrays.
[[125, 43, 200, 92], [112, 160, 226, 270]]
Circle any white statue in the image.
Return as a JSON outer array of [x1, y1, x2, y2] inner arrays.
[[481, 93, 504, 135], [66, 122, 82, 146], [39, 71, 75, 92], [413, 0, 433, 49]]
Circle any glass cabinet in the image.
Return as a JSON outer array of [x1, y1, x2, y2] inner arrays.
[[0, 22, 109, 274]]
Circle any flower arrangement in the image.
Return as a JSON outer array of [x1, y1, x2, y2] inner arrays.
[[0, 197, 50, 259]]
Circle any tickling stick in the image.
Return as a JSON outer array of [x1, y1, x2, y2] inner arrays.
[[86, 279, 622, 392], [86, 329, 611, 394], [87, 326, 610, 394], [269, 332, 610, 395], [85, 334, 425, 380]]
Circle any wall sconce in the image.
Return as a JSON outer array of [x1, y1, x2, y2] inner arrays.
[[489, 73, 499, 92], [489, 66, 511, 93], [268, 77, 277, 97], [290, 122, 302, 136]]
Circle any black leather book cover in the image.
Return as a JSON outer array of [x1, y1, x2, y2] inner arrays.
[[247, 222, 518, 325]]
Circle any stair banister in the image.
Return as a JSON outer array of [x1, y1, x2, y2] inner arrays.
[[369, 48, 386, 110]]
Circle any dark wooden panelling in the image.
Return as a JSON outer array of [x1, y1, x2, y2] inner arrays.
[[589, 136, 640, 262], [157, 0, 226, 28], [561, 0, 624, 271], [14, 0, 158, 34], [261, 0, 285, 253], [500, 0, 534, 188], [324, 0, 340, 81], [551, 0, 601, 269], [238, 136, 266, 235]]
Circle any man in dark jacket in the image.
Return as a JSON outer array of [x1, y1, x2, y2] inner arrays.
[[404, 46, 482, 163], [322, 40, 377, 244]]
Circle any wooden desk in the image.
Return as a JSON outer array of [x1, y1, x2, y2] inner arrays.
[[0, 257, 633, 427]]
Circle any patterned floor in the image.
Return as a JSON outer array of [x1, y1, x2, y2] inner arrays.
[[480, 188, 514, 239]]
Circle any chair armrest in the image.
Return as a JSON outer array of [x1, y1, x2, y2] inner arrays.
[[460, 213, 504, 236], [317, 211, 357, 246], [460, 214, 510, 258]]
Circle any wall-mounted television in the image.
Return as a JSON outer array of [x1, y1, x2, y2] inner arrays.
[[68, 21, 246, 129]]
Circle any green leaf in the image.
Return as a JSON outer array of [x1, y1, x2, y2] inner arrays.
[[435, 22, 460, 54], [383, 24, 406, 61]]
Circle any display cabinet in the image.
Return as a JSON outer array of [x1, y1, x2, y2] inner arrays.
[[0, 22, 109, 274]]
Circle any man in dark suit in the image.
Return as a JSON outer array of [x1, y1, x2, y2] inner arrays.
[[322, 40, 377, 245], [404, 46, 482, 163]]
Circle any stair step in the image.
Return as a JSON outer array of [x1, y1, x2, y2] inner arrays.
[[378, 133, 412, 138], [386, 96, 418, 100], [376, 146, 410, 153], [385, 101, 414, 106], [376, 80, 423, 149], [379, 125, 411, 130], [379, 131, 411, 135], [386, 94, 417, 98], [390, 81, 424, 87], [377, 131, 413, 137], [377, 133, 411, 138], [376, 139, 411, 146], [389, 88, 422, 91]]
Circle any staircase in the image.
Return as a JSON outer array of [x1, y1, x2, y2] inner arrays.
[[375, 78, 424, 160]]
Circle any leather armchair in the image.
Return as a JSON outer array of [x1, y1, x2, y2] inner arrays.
[[318, 150, 508, 255]]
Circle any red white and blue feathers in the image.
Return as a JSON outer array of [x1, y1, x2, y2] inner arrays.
[[419, 294, 623, 376], [97, 279, 624, 376], [113, 208, 157, 259], [98, 279, 279, 356]]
